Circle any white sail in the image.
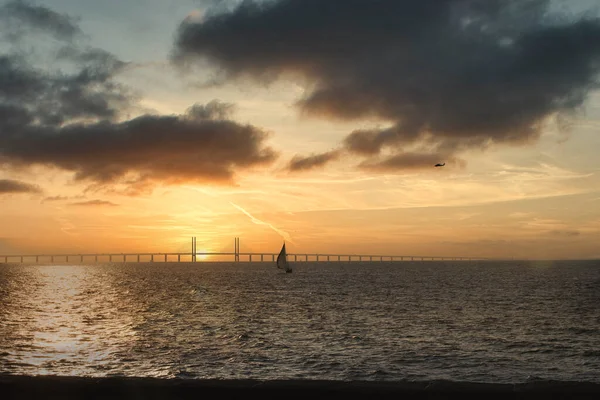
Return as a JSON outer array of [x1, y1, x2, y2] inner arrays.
[[276, 242, 292, 273]]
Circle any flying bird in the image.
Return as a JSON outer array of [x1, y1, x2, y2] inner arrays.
[[434, 163, 445, 167]]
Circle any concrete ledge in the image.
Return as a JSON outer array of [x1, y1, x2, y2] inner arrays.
[[1, 375, 600, 399]]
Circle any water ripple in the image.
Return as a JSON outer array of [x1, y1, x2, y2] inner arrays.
[[0, 261, 599, 382]]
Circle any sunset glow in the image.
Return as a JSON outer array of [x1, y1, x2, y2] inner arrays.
[[1, 0, 600, 260]]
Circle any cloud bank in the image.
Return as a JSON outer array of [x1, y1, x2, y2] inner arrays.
[[174, 0, 600, 172], [0, 1, 278, 192], [0, 178, 41, 194]]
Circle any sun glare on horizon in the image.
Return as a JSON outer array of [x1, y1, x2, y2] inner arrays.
[[195, 249, 209, 261]]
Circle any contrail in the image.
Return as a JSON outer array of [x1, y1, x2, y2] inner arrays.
[[55, 216, 79, 236], [229, 202, 294, 244]]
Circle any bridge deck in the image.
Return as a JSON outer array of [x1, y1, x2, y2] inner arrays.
[[0, 252, 488, 263]]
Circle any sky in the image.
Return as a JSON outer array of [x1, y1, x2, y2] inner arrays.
[[1, 0, 600, 260]]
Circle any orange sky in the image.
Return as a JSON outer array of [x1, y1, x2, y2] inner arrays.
[[1, 0, 600, 260]]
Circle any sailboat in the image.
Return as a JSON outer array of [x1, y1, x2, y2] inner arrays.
[[276, 242, 292, 273]]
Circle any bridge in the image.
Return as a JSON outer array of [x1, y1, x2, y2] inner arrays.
[[0, 252, 491, 264], [0, 237, 492, 264]]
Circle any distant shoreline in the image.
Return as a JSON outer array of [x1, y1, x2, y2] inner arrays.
[[1, 375, 600, 399]]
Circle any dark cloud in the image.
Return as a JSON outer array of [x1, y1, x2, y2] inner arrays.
[[0, 178, 41, 194], [0, 44, 130, 127], [0, 0, 82, 40], [0, 2, 278, 191], [185, 100, 236, 120], [69, 200, 119, 207], [174, 0, 600, 172], [287, 150, 340, 172], [0, 102, 277, 187]]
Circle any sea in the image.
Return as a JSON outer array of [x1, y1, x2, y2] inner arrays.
[[0, 260, 599, 384]]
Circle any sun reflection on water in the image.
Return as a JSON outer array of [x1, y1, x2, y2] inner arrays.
[[2, 264, 140, 376], [1, 261, 599, 382]]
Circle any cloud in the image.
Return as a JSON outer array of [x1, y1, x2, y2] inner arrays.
[[0, 178, 41, 194], [0, 2, 278, 192], [0, 52, 128, 126], [69, 200, 119, 207], [41, 194, 86, 203], [287, 150, 340, 172], [0, 102, 278, 187], [42, 195, 71, 202], [0, 0, 82, 41], [173, 0, 600, 171]]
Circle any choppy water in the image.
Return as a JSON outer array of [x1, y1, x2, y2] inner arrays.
[[0, 261, 599, 383]]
